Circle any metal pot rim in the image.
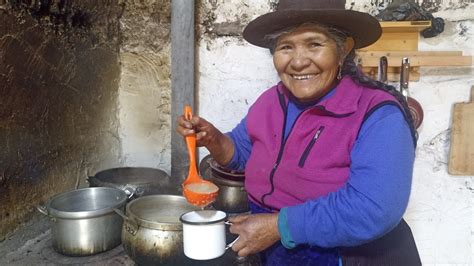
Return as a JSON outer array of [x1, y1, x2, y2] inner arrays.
[[126, 195, 199, 231], [46, 187, 128, 219]]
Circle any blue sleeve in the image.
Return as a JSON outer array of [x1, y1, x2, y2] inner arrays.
[[280, 105, 415, 248], [225, 117, 252, 171]]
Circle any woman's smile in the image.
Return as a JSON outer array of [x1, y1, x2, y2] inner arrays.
[[291, 74, 316, 80]]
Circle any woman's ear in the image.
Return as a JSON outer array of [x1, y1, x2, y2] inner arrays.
[[343, 37, 355, 57]]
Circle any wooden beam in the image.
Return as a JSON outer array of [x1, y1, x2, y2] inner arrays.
[[171, 0, 195, 182]]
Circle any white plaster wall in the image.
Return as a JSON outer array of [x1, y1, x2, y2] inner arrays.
[[117, 1, 172, 173], [197, 1, 474, 265], [118, 52, 171, 171]]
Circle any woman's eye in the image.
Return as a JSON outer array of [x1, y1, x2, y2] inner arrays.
[[277, 44, 291, 51], [310, 42, 322, 48]]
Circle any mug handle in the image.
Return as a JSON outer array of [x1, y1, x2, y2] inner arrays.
[[224, 220, 240, 250], [225, 236, 240, 250]]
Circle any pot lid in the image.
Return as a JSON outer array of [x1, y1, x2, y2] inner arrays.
[[46, 187, 127, 219], [90, 167, 170, 185]]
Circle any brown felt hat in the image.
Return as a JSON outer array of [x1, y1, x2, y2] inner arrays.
[[243, 0, 382, 49]]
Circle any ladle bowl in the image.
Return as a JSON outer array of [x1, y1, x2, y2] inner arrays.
[[181, 105, 219, 207], [182, 181, 219, 207]]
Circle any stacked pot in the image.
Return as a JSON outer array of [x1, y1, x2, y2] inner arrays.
[[87, 167, 201, 265], [199, 155, 249, 214]]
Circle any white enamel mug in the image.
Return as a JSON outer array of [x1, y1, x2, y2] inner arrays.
[[180, 210, 239, 260]]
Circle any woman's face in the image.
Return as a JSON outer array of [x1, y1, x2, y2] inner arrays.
[[272, 24, 352, 102]]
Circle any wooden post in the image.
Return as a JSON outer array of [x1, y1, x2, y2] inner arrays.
[[171, 0, 195, 182]]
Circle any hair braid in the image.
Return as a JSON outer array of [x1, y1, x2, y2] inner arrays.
[[342, 51, 418, 146]]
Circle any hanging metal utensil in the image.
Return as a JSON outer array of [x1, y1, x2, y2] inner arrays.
[[400, 58, 424, 129], [378, 56, 388, 83]]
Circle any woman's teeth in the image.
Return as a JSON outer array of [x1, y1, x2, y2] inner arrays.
[[292, 74, 313, 80]]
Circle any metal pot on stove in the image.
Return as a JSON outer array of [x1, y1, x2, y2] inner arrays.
[[36, 187, 128, 256], [200, 155, 249, 213], [87, 167, 179, 199], [114, 195, 200, 265]]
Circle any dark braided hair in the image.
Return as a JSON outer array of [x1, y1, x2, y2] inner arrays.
[[266, 23, 418, 146], [342, 49, 418, 146]]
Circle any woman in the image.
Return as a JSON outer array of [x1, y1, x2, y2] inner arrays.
[[177, 0, 421, 265]]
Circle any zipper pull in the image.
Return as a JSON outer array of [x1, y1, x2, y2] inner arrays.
[[313, 126, 325, 140]]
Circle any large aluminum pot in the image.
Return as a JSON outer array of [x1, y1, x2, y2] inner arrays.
[[37, 187, 127, 256], [88, 167, 179, 199], [116, 195, 200, 266]]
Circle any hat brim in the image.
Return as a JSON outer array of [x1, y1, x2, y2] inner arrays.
[[243, 10, 382, 49]]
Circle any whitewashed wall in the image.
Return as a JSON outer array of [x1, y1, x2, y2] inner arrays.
[[196, 1, 474, 265]]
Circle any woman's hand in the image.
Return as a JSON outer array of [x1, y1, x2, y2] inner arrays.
[[176, 114, 234, 165], [228, 213, 281, 257], [177, 114, 219, 147]]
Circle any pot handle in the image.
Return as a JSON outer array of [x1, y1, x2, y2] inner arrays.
[[36, 205, 48, 216], [123, 187, 136, 199], [113, 208, 139, 236]]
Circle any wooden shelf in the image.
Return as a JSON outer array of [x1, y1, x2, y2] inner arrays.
[[358, 51, 472, 67], [357, 21, 473, 82]]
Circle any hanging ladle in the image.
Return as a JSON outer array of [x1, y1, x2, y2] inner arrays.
[[182, 105, 219, 207]]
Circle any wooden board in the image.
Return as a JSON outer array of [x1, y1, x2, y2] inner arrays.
[[358, 50, 473, 81], [448, 86, 474, 175], [362, 67, 420, 82], [358, 50, 464, 57], [357, 53, 473, 67], [359, 21, 431, 52]]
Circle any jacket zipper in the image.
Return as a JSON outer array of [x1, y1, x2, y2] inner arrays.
[[260, 92, 288, 206], [261, 91, 308, 206], [298, 126, 325, 168]]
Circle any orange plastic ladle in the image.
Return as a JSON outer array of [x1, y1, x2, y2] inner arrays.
[[182, 105, 219, 207]]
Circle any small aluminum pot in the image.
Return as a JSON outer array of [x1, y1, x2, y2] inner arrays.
[[200, 155, 249, 213], [207, 170, 249, 213], [116, 195, 199, 266], [180, 210, 239, 260], [37, 187, 127, 256]]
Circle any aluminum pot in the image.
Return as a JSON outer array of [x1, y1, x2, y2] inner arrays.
[[87, 167, 178, 199], [200, 155, 249, 213], [37, 187, 127, 256], [115, 195, 200, 266]]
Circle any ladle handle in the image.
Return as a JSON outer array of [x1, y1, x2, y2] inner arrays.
[[184, 105, 200, 184]]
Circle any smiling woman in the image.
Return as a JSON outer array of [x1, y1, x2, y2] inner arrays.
[[271, 24, 352, 103], [176, 0, 421, 265]]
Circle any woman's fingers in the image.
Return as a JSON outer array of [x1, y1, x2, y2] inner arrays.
[[229, 214, 249, 223], [229, 213, 280, 257], [176, 114, 220, 148]]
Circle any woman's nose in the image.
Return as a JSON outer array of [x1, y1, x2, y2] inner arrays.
[[290, 50, 311, 70]]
